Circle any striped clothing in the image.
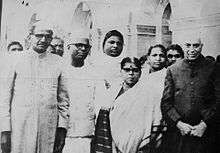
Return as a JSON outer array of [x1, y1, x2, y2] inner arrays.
[[93, 109, 112, 153]]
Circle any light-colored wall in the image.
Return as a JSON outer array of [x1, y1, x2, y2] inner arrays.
[[1, 0, 220, 57], [170, 0, 220, 57]]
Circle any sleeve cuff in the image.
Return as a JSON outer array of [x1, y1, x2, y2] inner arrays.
[[1, 118, 11, 132], [167, 108, 182, 126], [58, 115, 69, 129]]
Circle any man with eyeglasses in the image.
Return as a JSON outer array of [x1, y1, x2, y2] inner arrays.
[[166, 44, 184, 66], [62, 33, 95, 153], [66, 36, 91, 67], [0, 19, 70, 153], [161, 35, 216, 153]]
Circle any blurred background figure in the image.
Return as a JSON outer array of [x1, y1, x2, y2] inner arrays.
[[166, 44, 184, 66], [50, 36, 64, 57], [7, 41, 23, 53]]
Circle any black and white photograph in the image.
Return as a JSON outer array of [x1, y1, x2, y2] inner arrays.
[[0, 0, 220, 153]]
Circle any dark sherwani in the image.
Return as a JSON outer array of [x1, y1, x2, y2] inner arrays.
[[211, 62, 220, 152], [161, 55, 216, 153]]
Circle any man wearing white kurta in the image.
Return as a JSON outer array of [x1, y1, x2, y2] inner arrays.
[[62, 35, 96, 153], [0, 20, 70, 153]]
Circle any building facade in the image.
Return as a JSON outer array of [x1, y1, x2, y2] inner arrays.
[[1, 0, 220, 57]]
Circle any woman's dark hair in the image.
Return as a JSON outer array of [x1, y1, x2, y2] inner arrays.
[[166, 44, 184, 58], [216, 55, 220, 63], [102, 30, 124, 49], [7, 41, 23, 51], [147, 44, 166, 56], [120, 57, 142, 70], [139, 54, 148, 66]]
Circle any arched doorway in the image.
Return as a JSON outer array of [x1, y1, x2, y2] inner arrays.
[[161, 3, 172, 47], [155, 0, 172, 47], [72, 2, 93, 31]]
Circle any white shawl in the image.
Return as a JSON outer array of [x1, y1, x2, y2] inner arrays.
[[110, 79, 161, 153]]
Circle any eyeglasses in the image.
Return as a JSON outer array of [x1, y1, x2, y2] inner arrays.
[[185, 43, 200, 48], [68, 43, 91, 50], [122, 68, 140, 73], [52, 44, 64, 48], [167, 54, 181, 59], [75, 43, 91, 50], [34, 34, 52, 40]]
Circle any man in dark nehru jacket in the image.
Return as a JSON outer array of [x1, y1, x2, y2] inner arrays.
[[212, 61, 220, 152], [161, 33, 216, 153]]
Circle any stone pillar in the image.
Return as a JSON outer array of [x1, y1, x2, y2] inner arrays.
[[126, 11, 138, 57]]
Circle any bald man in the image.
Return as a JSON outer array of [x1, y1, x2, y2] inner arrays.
[[161, 37, 216, 153]]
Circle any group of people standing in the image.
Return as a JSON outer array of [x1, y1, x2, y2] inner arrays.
[[0, 16, 219, 153]]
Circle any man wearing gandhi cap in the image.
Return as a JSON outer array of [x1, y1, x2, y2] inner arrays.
[[66, 33, 91, 67], [0, 18, 70, 153], [61, 32, 95, 153]]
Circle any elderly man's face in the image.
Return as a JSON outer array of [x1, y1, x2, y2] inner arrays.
[[67, 38, 91, 60], [31, 28, 53, 54], [184, 38, 203, 61]]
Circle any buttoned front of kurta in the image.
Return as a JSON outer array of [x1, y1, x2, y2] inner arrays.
[[161, 56, 216, 153], [62, 63, 96, 153], [64, 64, 96, 138], [0, 50, 69, 153]]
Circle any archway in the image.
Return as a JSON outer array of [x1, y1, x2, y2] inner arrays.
[[161, 3, 172, 47], [155, 0, 172, 47], [72, 2, 93, 32]]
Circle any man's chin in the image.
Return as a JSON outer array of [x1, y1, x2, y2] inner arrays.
[[72, 56, 86, 61], [34, 48, 47, 54], [187, 57, 198, 61]]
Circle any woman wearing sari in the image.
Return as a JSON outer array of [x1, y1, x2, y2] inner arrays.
[[93, 57, 162, 153]]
